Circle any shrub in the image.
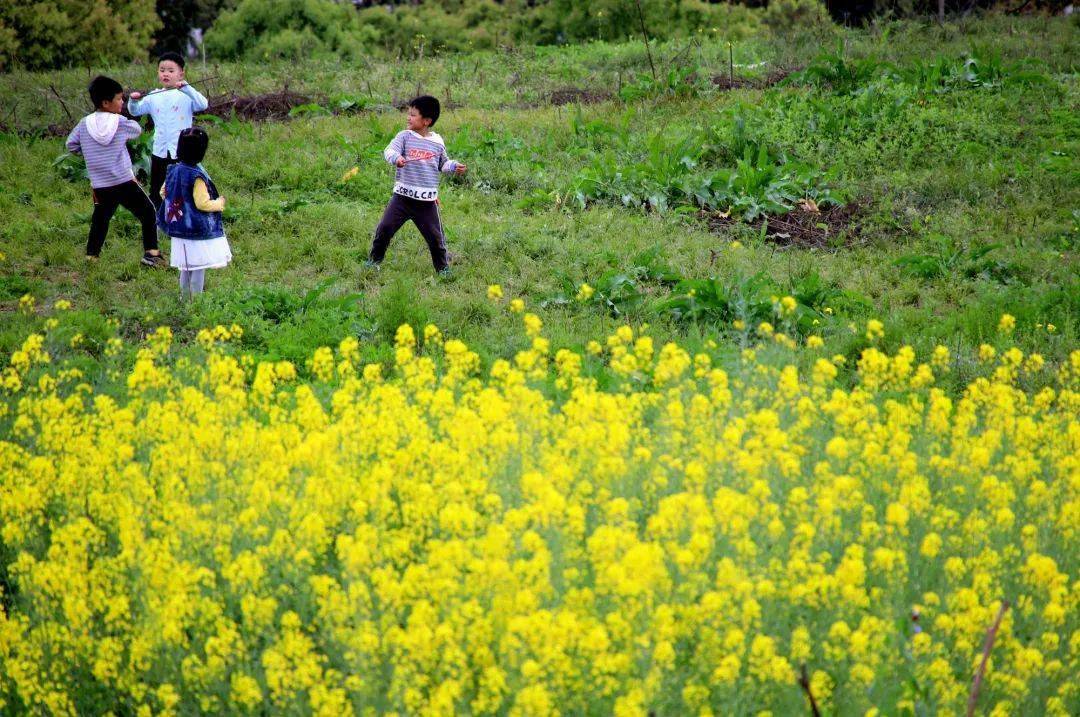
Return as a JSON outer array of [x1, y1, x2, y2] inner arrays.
[[357, 0, 514, 54], [358, 0, 762, 55], [205, 0, 374, 61], [0, 0, 160, 71], [762, 0, 834, 34]]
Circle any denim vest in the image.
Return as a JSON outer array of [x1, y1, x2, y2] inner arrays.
[[157, 163, 224, 240]]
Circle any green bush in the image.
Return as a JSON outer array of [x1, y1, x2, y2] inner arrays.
[[0, 0, 160, 71], [678, 0, 763, 39], [761, 0, 834, 34], [518, 0, 764, 45], [205, 0, 374, 61], [357, 0, 762, 55]]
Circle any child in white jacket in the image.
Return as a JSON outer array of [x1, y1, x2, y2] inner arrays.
[[127, 51, 208, 209]]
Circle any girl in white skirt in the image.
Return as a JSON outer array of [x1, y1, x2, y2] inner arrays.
[[157, 127, 231, 298]]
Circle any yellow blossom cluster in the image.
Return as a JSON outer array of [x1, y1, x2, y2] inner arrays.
[[0, 313, 1077, 716]]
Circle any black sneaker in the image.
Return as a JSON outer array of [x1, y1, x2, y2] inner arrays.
[[141, 252, 167, 268]]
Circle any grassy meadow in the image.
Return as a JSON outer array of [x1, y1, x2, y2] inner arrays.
[[0, 15, 1076, 377], [0, 13, 1078, 717]]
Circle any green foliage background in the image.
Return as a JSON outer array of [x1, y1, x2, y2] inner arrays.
[[0, 0, 840, 69], [0, 0, 161, 71]]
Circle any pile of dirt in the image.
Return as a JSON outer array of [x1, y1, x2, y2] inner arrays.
[[391, 96, 460, 111], [204, 90, 312, 120], [549, 87, 614, 106], [0, 121, 69, 138], [712, 66, 800, 91], [706, 200, 864, 249], [711, 76, 755, 91]]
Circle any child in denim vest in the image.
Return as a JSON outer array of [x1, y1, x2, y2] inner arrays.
[[157, 127, 231, 298]]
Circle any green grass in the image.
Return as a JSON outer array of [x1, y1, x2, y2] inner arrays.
[[0, 15, 1077, 389]]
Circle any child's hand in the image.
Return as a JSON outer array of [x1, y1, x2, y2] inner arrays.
[[129, 91, 142, 100], [455, 163, 468, 175], [219, 196, 226, 208], [396, 156, 406, 167]]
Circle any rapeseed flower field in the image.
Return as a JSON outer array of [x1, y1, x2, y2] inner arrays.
[[0, 301, 1077, 716]]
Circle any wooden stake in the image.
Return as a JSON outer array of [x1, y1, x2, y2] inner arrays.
[[729, 42, 734, 87]]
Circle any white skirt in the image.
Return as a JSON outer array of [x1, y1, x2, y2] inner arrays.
[[169, 236, 232, 271]]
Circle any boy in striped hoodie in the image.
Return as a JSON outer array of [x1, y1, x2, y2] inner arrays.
[[368, 95, 467, 274], [65, 76, 164, 266]]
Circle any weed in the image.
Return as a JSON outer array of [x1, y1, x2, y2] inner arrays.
[[375, 277, 430, 341], [654, 270, 775, 326], [618, 66, 703, 102], [0, 274, 43, 301], [288, 103, 332, 118], [791, 43, 888, 94], [894, 235, 1025, 285], [565, 124, 843, 222], [548, 245, 678, 317]]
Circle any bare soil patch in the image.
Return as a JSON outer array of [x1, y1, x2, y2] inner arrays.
[[712, 66, 800, 91], [204, 89, 313, 121], [705, 200, 865, 249], [549, 87, 614, 106]]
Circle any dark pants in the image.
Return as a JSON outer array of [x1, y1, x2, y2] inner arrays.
[[370, 194, 448, 271], [87, 181, 158, 257], [150, 154, 178, 210]]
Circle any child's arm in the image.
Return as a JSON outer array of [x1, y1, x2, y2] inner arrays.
[[438, 147, 467, 175], [65, 123, 82, 155], [193, 178, 225, 212], [384, 132, 406, 167], [118, 117, 143, 140], [179, 83, 209, 113], [126, 93, 150, 117]]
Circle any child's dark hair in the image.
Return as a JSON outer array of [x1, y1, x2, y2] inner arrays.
[[177, 127, 209, 165], [88, 75, 123, 109], [409, 95, 441, 126], [159, 51, 185, 69]]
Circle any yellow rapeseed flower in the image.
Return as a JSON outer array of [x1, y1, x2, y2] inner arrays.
[[0, 316, 1074, 716]]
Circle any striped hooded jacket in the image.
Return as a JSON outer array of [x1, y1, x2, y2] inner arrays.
[[65, 112, 141, 189]]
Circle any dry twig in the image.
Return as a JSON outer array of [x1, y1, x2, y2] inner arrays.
[[798, 664, 821, 717], [48, 84, 73, 122], [966, 600, 1010, 717], [632, 0, 657, 82]]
